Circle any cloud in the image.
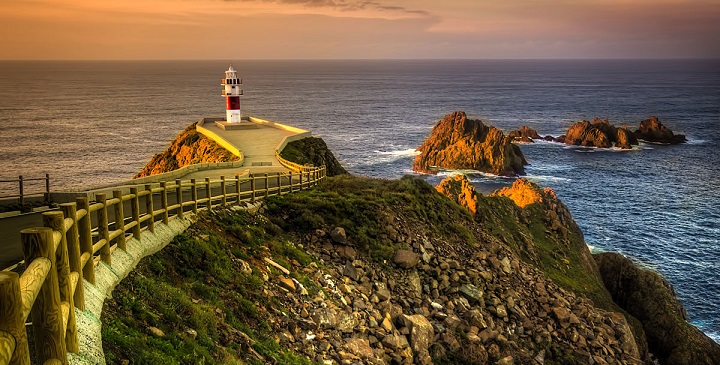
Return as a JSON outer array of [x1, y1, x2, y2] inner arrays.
[[223, 0, 430, 16]]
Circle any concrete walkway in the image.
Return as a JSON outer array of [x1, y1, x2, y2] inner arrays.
[[201, 121, 294, 169]]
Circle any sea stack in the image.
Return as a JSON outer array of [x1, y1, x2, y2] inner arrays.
[[413, 111, 527, 176], [635, 116, 687, 144]]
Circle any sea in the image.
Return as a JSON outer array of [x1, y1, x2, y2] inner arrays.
[[0, 60, 718, 342]]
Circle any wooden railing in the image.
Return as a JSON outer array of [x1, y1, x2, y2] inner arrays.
[[0, 166, 326, 365]]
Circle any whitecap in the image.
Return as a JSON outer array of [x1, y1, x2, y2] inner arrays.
[[374, 148, 420, 157], [524, 174, 572, 183]]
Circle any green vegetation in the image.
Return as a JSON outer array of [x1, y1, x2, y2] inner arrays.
[[102, 209, 315, 365], [280, 137, 348, 176], [266, 175, 478, 261]]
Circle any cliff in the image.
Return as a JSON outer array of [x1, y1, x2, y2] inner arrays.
[[280, 137, 347, 177], [413, 111, 527, 176], [595, 253, 720, 365], [135, 123, 239, 178], [104, 175, 654, 365]]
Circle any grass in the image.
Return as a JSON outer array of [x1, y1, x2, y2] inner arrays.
[[266, 175, 478, 261], [102, 208, 317, 365]]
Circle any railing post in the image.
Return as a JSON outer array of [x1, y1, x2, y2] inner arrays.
[[175, 179, 183, 219], [0, 272, 31, 365], [43, 211, 79, 353], [277, 173, 282, 195], [60, 203, 84, 311], [250, 174, 256, 202], [112, 191, 126, 251], [235, 175, 241, 204], [205, 178, 212, 211], [298, 171, 303, 191], [96, 193, 111, 265], [129, 187, 141, 241], [191, 179, 198, 214], [160, 182, 169, 225], [21, 227, 68, 365], [75, 197, 95, 284], [220, 176, 227, 206], [18, 175, 24, 207], [264, 173, 269, 198], [144, 185, 154, 233], [45, 173, 51, 202]]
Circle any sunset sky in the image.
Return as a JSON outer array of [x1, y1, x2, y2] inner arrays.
[[2, 0, 719, 59]]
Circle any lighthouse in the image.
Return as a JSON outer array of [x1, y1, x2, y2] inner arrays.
[[222, 66, 243, 123]]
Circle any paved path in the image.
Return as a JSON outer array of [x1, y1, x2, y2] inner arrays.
[[202, 122, 294, 169], [1, 120, 306, 269]]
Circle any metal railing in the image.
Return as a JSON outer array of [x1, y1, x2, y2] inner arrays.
[[0, 175, 50, 205], [0, 165, 326, 365]]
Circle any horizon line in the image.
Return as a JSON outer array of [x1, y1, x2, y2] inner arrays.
[[1, 57, 719, 62]]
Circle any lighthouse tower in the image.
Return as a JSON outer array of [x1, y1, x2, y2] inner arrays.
[[222, 66, 243, 123]]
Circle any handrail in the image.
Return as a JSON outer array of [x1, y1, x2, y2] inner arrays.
[[0, 161, 327, 365]]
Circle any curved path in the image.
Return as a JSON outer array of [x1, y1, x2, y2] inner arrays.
[[1, 118, 310, 269]]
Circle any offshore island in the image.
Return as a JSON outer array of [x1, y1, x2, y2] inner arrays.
[[100, 101, 719, 363]]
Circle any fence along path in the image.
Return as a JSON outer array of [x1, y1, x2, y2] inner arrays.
[[0, 162, 327, 365]]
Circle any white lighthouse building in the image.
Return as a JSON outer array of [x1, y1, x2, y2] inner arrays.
[[222, 66, 243, 123]]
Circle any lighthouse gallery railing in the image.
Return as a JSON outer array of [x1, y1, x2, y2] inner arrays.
[[0, 165, 326, 365]]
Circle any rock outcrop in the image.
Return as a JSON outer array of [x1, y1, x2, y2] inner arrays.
[[508, 126, 542, 143], [135, 123, 239, 178], [435, 174, 479, 215], [280, 137, 347, 176], [413, 111, 527, 176], [595, 252, 720, 364], [635, 116, 687, 144], [564, 118, 639, 149]]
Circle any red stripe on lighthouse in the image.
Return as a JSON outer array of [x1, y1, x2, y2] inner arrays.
[[226, 96, 240, 110]]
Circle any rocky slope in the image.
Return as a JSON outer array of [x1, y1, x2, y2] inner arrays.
[[413, 112, 527, 176], [103, 174, 694, 365], [595, 253, 720, 365], [280, 137, 348, 177], [135, 123, 240, 178]]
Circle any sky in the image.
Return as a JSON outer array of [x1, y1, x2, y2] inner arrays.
[[1, 0, 719, 59]]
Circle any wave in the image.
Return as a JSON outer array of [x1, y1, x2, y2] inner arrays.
[[525, 174, 572, 183], [374, 148, 419, 157]]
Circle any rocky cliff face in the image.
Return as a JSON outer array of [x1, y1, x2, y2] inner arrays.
[[280, 137, 347, 177], [413, 111, 527, 176], [134, 123, 239, 178], [635, 116, 687, 144], [595, 252, 720, 365]]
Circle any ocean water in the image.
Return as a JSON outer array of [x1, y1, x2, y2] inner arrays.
[[0, 60, 718, 342]]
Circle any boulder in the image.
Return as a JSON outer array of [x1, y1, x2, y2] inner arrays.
[[330, 227, 347, 244], [404, 314, 435, 355], [344, 338, 374, 359], [413, 111, 527, 176], [508, 126, 542, 143], [634, 116, 686, 144], [394, 249, 419, 269]]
